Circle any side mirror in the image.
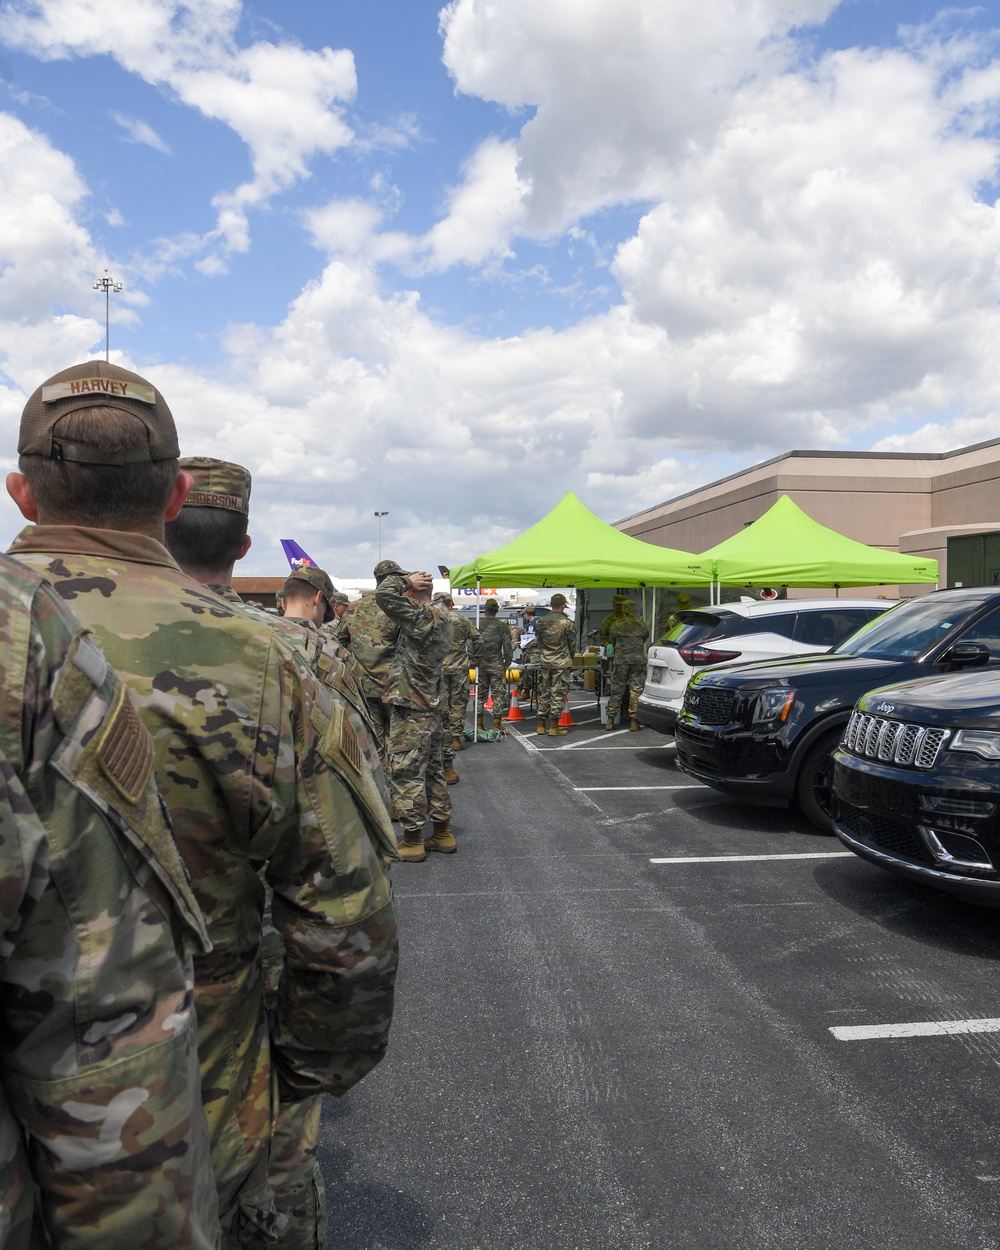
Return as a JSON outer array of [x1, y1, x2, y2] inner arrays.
[[943, 641, 991, 668]]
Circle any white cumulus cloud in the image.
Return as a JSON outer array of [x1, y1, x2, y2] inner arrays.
[[0, 0, 357, 263]]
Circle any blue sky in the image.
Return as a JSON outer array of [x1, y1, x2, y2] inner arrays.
[[0, 0, 998, 575]]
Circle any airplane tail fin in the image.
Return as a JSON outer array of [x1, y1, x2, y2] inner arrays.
[[280, 539, 317, 570]]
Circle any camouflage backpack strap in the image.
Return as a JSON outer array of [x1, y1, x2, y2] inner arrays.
[[309, 684, 398, 862], [48, 631, 211, 953]]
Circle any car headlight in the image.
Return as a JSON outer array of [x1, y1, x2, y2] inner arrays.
[[753, 686, 795, 726], [949, 730, 1000, 760]]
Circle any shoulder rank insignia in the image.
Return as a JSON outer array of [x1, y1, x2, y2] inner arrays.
[[97, 687, 154, 804]]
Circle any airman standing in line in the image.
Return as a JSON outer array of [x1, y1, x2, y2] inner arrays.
[[164, 458, 376, 761], [432, 591, 480, 782], [7, 362, 399, 1250], [321, 589, 351, 640], [477, 597, 513, 732], [0, 552, 218, 1249], [338, 560, 403, 763], [599, 594, 627, 646], [534, 593, 576, 736], [606, 599, 650, 732], [376, 569, 454, 861], [163, 457, 392, 1248]]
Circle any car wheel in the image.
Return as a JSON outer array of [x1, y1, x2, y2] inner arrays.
[[794, 728, 844, 834]]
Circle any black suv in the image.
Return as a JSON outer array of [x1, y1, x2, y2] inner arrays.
[[674, 588, 1000, 831], [832, 668, 1000, 905]]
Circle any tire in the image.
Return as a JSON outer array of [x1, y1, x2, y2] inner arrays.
[[794, 728, 844, 834]]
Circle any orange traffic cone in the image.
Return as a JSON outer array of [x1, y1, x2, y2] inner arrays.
[[505, 686, 525, 721], [484, 692, 493, 712], [557, 694, 575, 728]]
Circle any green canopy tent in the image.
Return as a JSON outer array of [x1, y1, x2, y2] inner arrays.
[[701, 495, 938, 599], [449, 491, 711, 590], [450, 493, 711, 730]]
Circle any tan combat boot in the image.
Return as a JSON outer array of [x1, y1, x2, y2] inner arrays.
[[536, 719, 546, 735], [453, 734, 464, 753], [425, 821, 457, 854], [397, 831, 426, 863], [390, 802, 398, 821], [630, 717, 640, 732], [476, 713, 485, 731], [548, 725, 560, 736], [444, 764, 460, 785], [605, 717, 614, 731], [493, 716, 503, 732]]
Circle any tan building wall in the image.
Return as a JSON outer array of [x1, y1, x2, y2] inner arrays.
[[616, 438, 1000, 598]]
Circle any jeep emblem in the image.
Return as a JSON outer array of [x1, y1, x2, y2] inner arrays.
[[875, 702, 895, 714]]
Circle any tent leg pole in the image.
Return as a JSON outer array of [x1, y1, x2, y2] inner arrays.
[[474, 578, 481, 744], [652, 588, 657, 640]]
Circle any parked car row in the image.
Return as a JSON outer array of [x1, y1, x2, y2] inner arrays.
[[643, 588, 1000, 907]]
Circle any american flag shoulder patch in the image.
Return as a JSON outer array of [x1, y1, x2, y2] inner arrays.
[[97, 687, 154, 805], [340, 714, 363, 775]]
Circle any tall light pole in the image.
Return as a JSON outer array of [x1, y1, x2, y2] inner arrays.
[[92, 270, 123, 361], [374, 511, 389, 561]]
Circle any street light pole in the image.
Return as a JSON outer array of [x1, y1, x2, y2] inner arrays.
[[374, 511, 389, 561], [92, 270, 123, 361]]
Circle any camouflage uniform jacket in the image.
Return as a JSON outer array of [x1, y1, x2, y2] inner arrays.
[[208, 587, 389, 810], [534, 610, 576, 668], [443, 610, 481, 673], [375, 574, 453, 711], [338, 589, 400, 702], [9, 527, 399, 1215], [598, 612, 622, 645], [607, 615, 650, 661], [322, 612, 349, 646], [0, 552, 218, 1249], [478, 617, 513, 668]]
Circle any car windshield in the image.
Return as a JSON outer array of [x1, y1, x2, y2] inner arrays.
[[835, 596, 975, 661]]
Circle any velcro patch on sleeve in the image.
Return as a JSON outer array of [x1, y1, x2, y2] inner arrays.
[[97, 687, 154, 805], [341, 714, 363, 775]]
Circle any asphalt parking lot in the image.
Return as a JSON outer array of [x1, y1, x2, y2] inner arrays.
[[322, 691, 1000, 1250]]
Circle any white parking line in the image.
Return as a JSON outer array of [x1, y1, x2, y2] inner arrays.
[[830, 1017, 1000, 1041], [649, 852, 855, 864], [576, 785, 705, 792]]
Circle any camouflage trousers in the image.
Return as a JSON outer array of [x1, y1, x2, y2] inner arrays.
[[607, 658, 645, 720], [441, 668, 470, 769], [256, 889, 326, 1250], [478, 661, 509, 720], [536, 665, 571, 722], [268, 1095, 326, 1250], [387, 705, 453, 834]]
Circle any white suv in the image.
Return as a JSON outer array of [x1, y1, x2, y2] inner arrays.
[[636, 598, 895, 734]]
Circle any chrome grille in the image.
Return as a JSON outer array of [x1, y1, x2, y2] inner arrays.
[[916, 728, 949, 769], [842, 710, 949, 770]]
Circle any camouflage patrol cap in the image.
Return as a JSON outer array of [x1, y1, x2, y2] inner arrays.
[[551, 593, 568, 608], [285, 565, 336, 622], [431, 591, 453, 606], [373, 559, 406, 579], [330, 591, 349, 607], [19, 360, 179, 464], [179, 457, 251, 515]]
